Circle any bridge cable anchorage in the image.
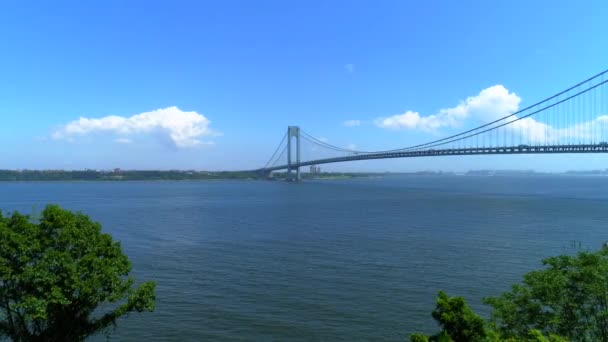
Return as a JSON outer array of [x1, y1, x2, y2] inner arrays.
[[263, 132, 288, 169]]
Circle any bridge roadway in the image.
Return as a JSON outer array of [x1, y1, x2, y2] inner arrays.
[[259, 143, 608, 172]]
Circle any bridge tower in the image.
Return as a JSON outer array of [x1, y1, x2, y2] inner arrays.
[[287, 126, 301, 181]]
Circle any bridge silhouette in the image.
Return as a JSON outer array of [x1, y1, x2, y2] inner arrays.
[[258, 69, 608, 180]]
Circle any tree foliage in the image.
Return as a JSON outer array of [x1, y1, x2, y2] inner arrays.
[[409, 291, 486, 342], [409, 248, 608, 341], [409, 290, 568, 341], [431, 291, 487, 342], [0, 205, 156, 341], [485, 248, 608, 341]]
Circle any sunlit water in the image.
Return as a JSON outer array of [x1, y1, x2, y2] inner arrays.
[[1, 175, 607, 341]]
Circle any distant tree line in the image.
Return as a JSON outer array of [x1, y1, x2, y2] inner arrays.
[[0, 169, 259, 181], [0, 169, 379, 181]]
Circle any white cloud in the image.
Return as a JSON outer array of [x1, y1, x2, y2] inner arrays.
[[346, 143, 357, 150], [52, 106, 219, 148], [375, 85, 521, 131], [343, 119, 361, 127], [114, 138, 132, 144], [344, 64, 354, 73], [375, 110, 437, 132], [318, 137, 329, 143]]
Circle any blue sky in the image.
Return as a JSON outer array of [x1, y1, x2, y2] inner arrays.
[[1, 0, 608, 171]]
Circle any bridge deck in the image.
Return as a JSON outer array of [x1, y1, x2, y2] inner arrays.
[[260, 143, 608, 172]]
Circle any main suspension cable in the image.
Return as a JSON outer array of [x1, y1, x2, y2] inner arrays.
[[263, 133, 287, 169], [304, 68, 608, 155]]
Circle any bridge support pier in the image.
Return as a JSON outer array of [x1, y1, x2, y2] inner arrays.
[[287, 126, 301, 181]]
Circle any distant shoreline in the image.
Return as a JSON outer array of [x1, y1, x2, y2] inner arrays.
[[0, 170, 258, 182], [0, 169, 606, 182], [0, 170, 374, 182]]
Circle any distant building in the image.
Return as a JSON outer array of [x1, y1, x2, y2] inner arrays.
[[309, 165, 321, 174]]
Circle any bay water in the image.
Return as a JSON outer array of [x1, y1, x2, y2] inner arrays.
[[1, 175, 607, 341]]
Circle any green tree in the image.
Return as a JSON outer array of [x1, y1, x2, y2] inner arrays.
[[410, 293, 568, 341], [410, 291, 486, 342], [432, 291, 487, 342], [485, 248, 608, 341], [410, 332, 430, 342], [0, 205, 156, 342], [411, 248, 608, 341], [526, 329, 568, 342]]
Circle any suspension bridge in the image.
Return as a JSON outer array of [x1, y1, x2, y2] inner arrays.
[[257, 69, 608, 180]]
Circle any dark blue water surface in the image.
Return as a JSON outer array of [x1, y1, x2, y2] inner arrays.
[[1, 175, 608, 341]]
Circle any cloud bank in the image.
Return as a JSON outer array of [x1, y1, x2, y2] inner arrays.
[[53, 106, 219, 148], [375, 85, 521, 131]]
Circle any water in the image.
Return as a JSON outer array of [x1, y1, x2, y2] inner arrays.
[[1, 175, 608, 341]]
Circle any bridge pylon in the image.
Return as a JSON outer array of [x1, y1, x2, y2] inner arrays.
[[287, 126, 301, 181]]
